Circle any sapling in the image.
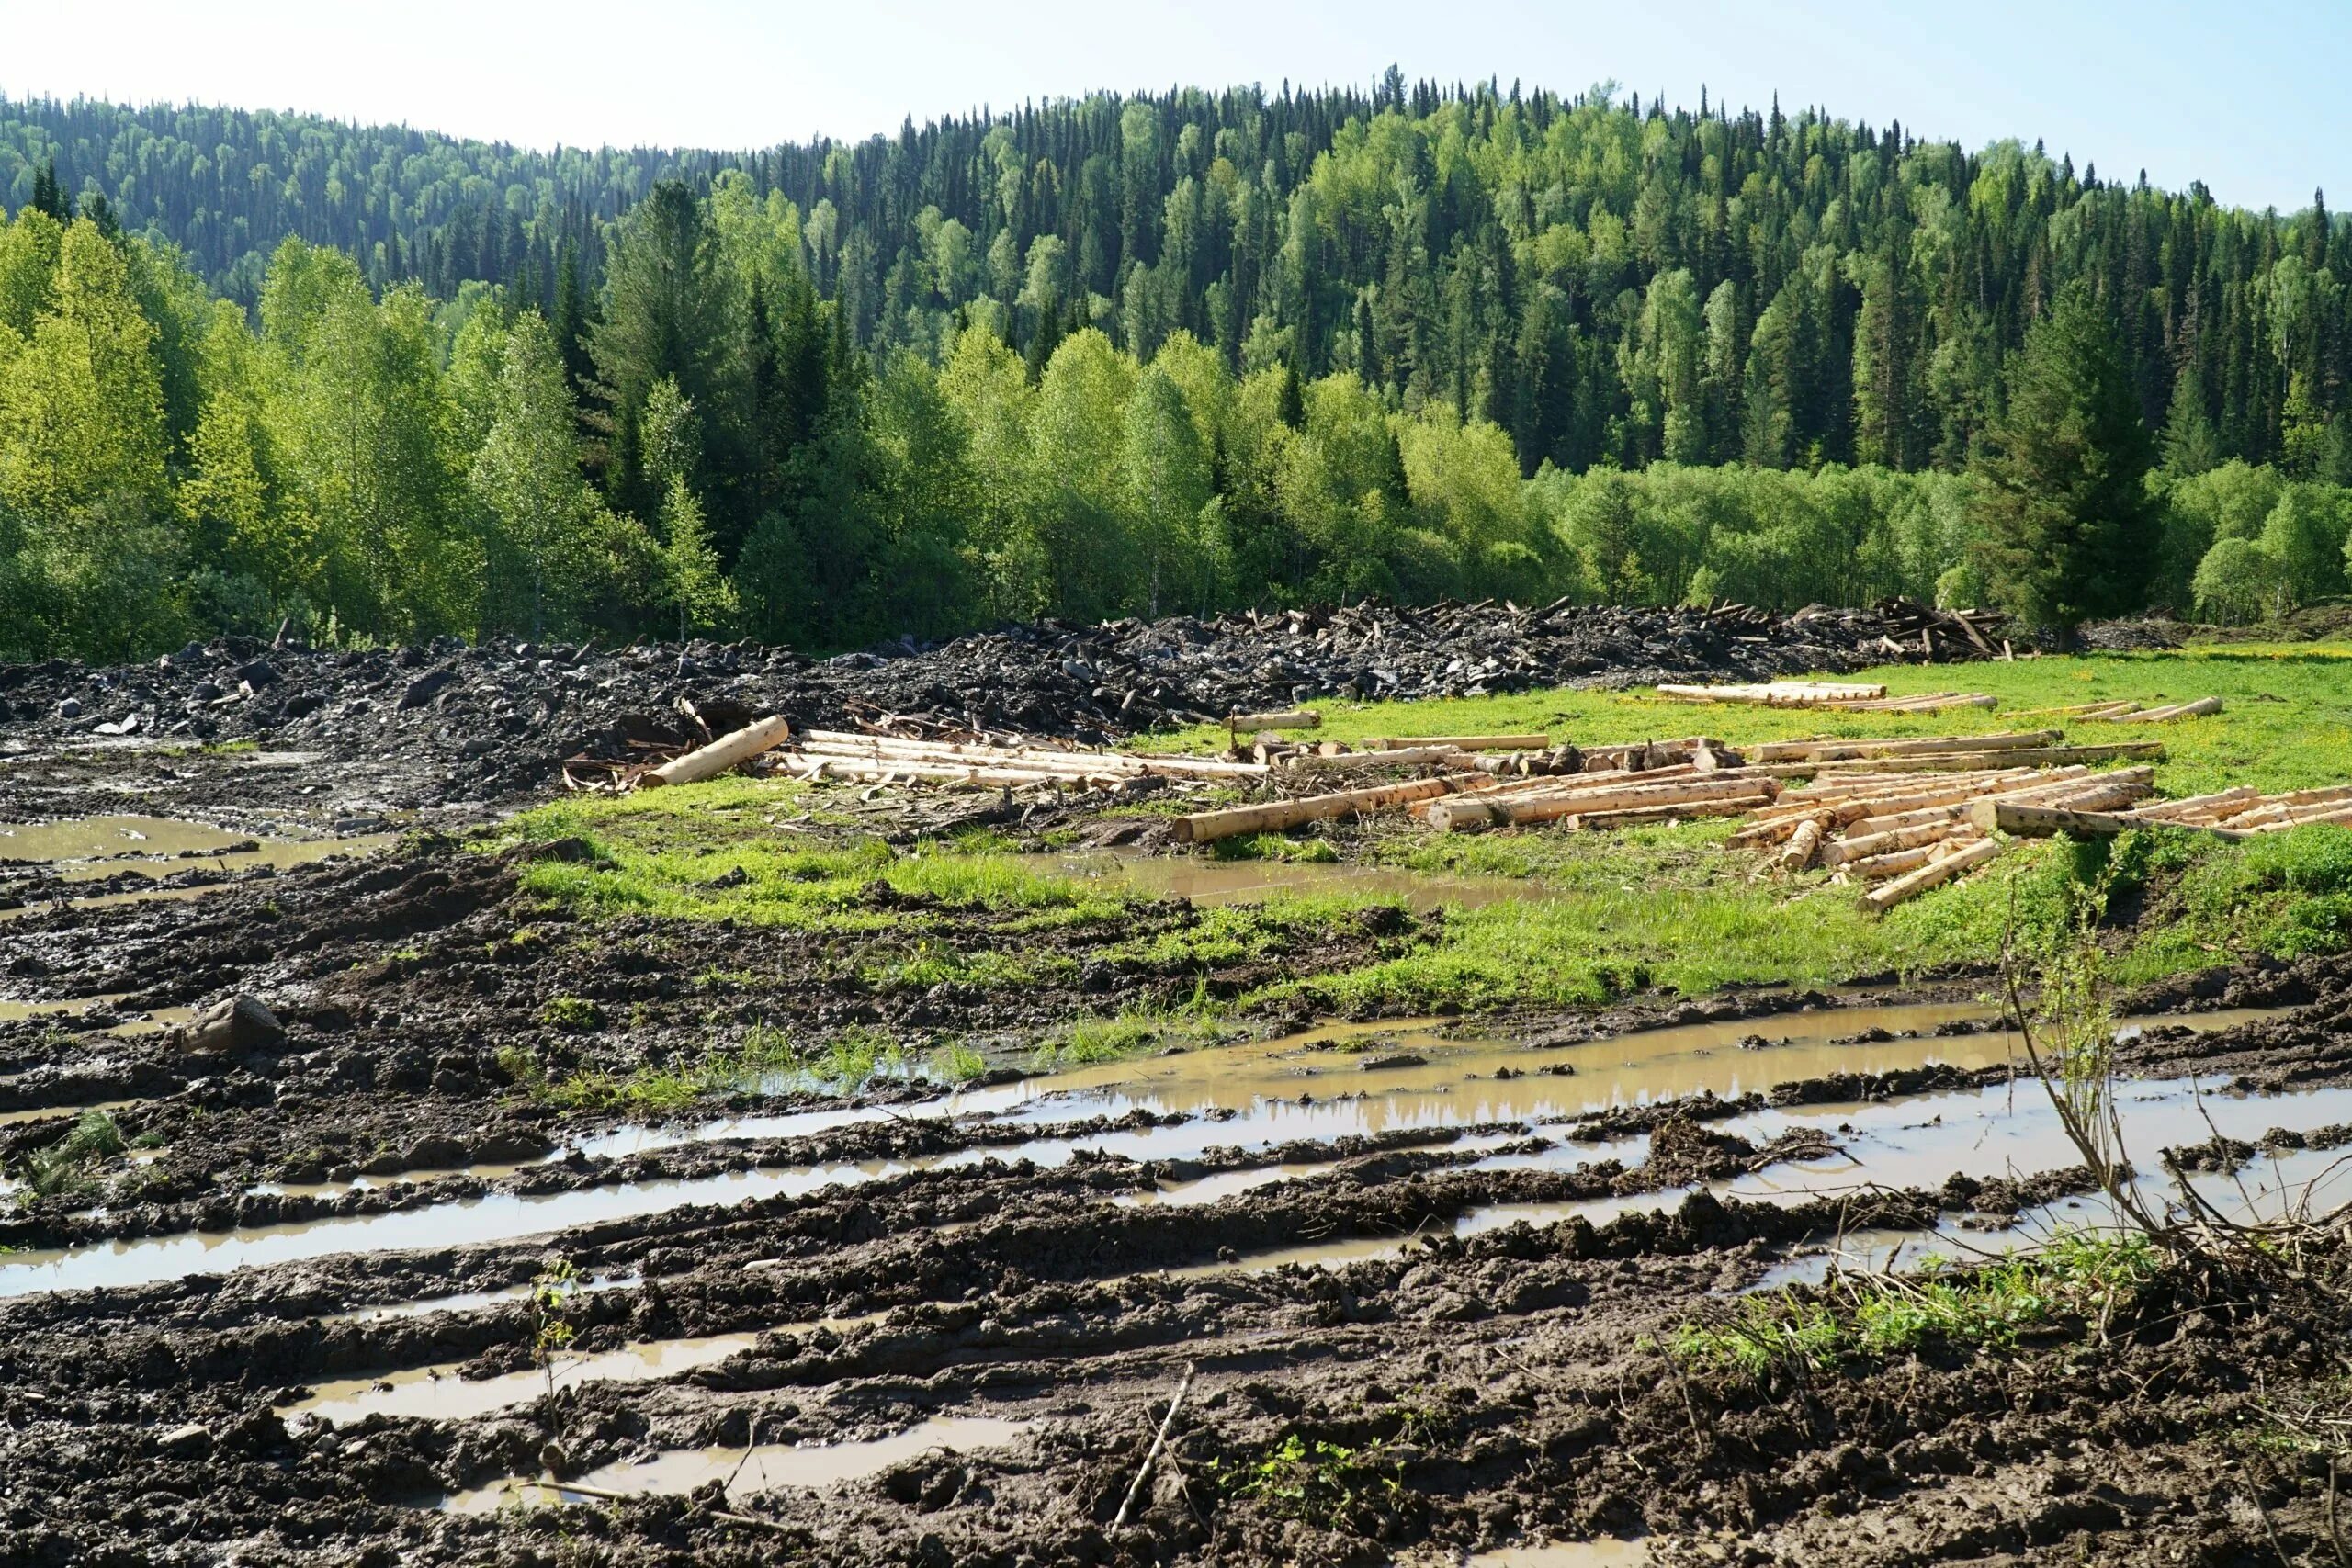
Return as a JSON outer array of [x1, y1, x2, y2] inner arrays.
[[530, 1258, 581, 1437]]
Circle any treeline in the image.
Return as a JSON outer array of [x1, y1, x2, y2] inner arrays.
[[4, 173, 2348, 664], [13, 77, 2352, 481]]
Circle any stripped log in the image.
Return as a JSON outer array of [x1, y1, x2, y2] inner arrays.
[[1844, 834, 1983, 882], [1282, 746, 1466, 775], [2010, 698, 2142, 719], [1171, 773, 1497, 843], [1364, 733, 1550, 752], [1824, 693, 2000, 713], [1424, 773, 1781, 832], [786, 758, 1132, 788], [2129, 786, 2261, 822], [1970, 799, 2244, 841], [1859, 836, 2005, 913], [1656, 681, 1886, 706], [1228, 709, 1320, 733], [1822, 818, 1978, 867], [1838, 771, 2149, 840], [1747, 730, 2063, 763], [1804, 742, 2165, 773], [639, 715, 794, 788], [795, 729, 1266, 779], [1564, 795, 1775, 830], [2111, 696, 2223, 723], [1777, 818, 1826, 872]]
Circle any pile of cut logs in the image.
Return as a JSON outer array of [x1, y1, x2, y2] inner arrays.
[[1731, 749, 2164, 912], [629, 714, 1269, 793], [1975, 783, 2352, 840]]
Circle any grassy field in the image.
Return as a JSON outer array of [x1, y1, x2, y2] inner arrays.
[[483, 649, 2352, 1023]]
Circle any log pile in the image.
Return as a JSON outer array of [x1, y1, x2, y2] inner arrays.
[[1732, 747, 2166, 910], [1975, 783, 2352, 840]]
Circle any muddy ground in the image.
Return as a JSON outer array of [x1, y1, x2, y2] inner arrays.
[[6, 627, 2352, 1565]]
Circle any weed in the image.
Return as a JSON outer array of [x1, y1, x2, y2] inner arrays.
[[926, 1041, 989, 1083], [539, 996, 603, 1031], [1671, 1232, 2163, 1376], [1214, 1408, 1442, 1528], [530, 1258, 580, 1434], [495, 1044, 547, 1093], [17, 1111, 127, 1200]]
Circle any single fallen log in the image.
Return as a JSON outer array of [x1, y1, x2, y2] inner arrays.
[[1363, 733, 1551, 752], [1229, 709, 1321, 733], [795, 729, 1267, 779], [1777, 818, 1826, 872], [2129, 786, 2261, 822], [2010, 698, 2141, 719], [1805, 742, 2164, 773], [639, 715, 794, 788], [1656, 681, 1887, 706], [1425, 773, 1780, 832], [1748, 730, 2062, 763], [1859, 836, 2005, 912], [1564, 795, 1774, 830], [1282, 746, 1465, 775], [2110, 696, 2223, 723], [1970, 799, 2245, 840], [1172, 773, 1496, 843]]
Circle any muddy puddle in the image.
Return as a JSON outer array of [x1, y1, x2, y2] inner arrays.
[[440, 1415, 1037, 1513], [1053, 850, 1540, 911], [0, 998, 2299, 1300], [0, 814, 395, 919], [322, 1271, 640, 1325], [293, 1332, 763, 1426]]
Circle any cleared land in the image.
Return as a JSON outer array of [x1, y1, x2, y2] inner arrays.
[[2, 641, 2351, 1565]]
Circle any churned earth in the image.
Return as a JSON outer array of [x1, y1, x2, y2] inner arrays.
[[4, 625, 2352, 1567]]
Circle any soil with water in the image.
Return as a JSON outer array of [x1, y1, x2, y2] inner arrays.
[[7, 650, 2352, 1562]]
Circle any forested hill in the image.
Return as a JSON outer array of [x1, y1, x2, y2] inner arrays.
[[6, 78, 2347, 478], [5, 77, 2350, 668]]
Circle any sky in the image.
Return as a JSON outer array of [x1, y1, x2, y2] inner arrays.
[[2, 0, 2341, 213]]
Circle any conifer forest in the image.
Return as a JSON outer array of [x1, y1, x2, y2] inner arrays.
[[6, 79, 2352, 659]]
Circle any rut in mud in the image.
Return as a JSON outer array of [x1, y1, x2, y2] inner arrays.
[[5, 801, 2352, 1565]]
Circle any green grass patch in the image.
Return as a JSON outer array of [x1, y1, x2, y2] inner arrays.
[[1031, 1008, 1234, 1069], [1673, 1233, 2162, 1376], [16, 1110, 127, 1201]]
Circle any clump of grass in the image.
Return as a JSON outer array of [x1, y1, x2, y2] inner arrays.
[[926, 1041, 989, 1083], [539, 996, 603, 1031], [1672, 1233, 2163, 1377], [18, 1110, 128, 1200], [1032, 1009, 1228, 1070], [1211, 833, 1340, 863]]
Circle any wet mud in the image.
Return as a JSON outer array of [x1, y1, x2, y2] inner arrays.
[[8, 720, 2352, 1562]]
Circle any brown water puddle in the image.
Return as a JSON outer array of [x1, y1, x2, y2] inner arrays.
[[0, 815, 395, 921], [439, 1415, 1036, 1512], [295, 1311, 891, 1426], [1013, 1002, 2298, 1134], [0, 1098, 139, 1129]]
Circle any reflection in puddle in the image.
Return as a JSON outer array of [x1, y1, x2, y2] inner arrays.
[[0, 815, 395, 921], [321, 1272, 640, 1325], [439, 1416, 1035, 1512], [293, 1333, 760, 1425], [294, 1313, 887, 1425], [0, 995, 2304, 1301]]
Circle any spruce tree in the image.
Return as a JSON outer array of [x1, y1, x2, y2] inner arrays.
[[1969, 285, 2155, 640]]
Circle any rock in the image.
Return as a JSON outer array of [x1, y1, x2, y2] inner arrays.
[[395, 668, 456, 711], [175, 996, 285, 1055], [158, 1422, 212, 1458], [55, 697, 81, 718]]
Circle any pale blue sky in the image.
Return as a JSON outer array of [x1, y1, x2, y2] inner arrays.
[[4, 0, 2338, 212]]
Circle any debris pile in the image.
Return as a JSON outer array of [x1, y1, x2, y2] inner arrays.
[[0, 597, 2010, 807]]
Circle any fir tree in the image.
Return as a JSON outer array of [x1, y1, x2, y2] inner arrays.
[[1970, 285, 2156, 639]]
